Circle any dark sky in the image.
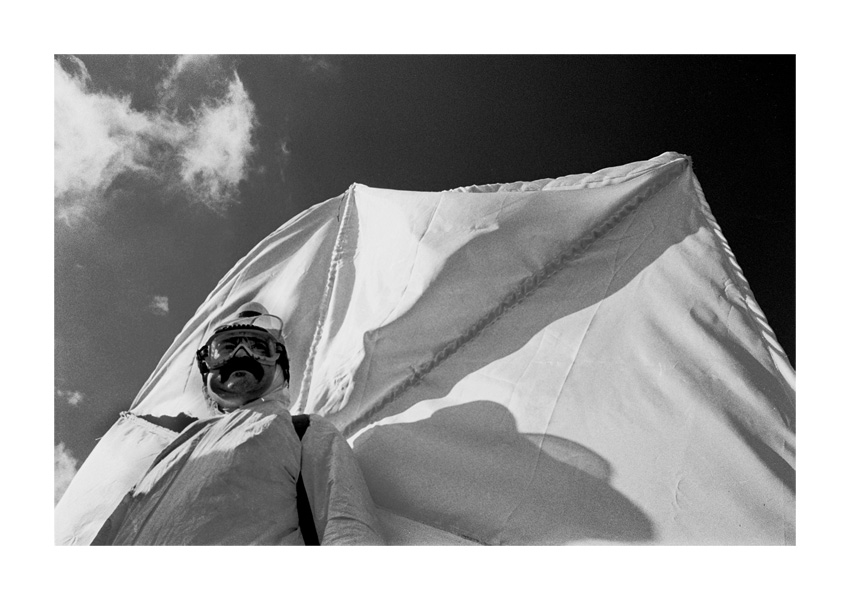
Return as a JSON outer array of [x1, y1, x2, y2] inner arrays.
[[54, 55, 794, 495]]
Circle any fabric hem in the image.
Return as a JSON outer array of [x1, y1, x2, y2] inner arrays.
[[688, 170, 796, 407], [445, 152, 689, 194]]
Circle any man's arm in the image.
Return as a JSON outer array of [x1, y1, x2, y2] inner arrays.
[[299, 415, 385, 545]]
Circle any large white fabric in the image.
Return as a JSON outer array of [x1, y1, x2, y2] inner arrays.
[[86, 399, 383, 545], [55, 152, 795, 545]]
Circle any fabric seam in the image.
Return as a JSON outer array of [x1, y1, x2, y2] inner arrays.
[[296, 184, 356, 413], [342, 158, 689, 437]]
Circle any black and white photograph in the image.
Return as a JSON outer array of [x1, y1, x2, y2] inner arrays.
[[54, 54, 796, 549]]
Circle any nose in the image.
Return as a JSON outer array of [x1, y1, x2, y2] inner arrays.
[[233, 344, 251, 357]]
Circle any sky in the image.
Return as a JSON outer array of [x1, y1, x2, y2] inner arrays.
[[54, 54, 795, 505]]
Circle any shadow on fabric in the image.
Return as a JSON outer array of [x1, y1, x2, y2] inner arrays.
[[353, 400, 655, 545]]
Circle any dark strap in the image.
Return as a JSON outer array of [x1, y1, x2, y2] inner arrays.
[[292, 414, 319, 546]]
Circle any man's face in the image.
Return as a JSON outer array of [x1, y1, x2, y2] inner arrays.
[[202, 328, 281, 410]]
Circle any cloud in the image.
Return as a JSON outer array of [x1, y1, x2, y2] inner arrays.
[[277, 137, 293, 181], [54, 59, 155, 223], [298, 55, 340, 78], [61, 55, 91, 85], [180, 75, 257, 210], [158, 54, 223, 109], [55, 443, 79, 505], [54, 55, 257, 224], [161, 54, 210, 90], [149, 295, 169, 316], [56, 389, 85, 406]]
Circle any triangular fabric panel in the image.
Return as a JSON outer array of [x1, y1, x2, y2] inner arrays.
[[55, 152, 795, 545]]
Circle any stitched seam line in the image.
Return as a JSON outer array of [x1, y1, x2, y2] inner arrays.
[[296, 184, 356, 413], [342, 159, 687, 437], [689, 175, 796, 405]]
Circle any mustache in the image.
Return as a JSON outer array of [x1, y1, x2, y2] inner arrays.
[[218, 356, 266, 382]]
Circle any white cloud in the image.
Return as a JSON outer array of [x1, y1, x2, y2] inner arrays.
[[299, 55, 340, 78], [62, 55, 91, 85], [55, 443, 79, 505], [158, 54, 217, 104], [150, 295, 170, 316], [174, 54, 206, 73], [277, 138, 293, 181], [54, 55, 257, 224], [56, 389, 85, 406], [54, 60, 154, 223], [180, 75, 257, 210]]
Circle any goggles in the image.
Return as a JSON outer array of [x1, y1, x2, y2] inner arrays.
[[198, 326, 284, 370]]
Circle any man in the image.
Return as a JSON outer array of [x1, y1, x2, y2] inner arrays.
[[92, 303, 385, 545]]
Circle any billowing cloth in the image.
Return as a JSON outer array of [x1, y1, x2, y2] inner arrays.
[[55, 152, 795, 545], [55, 412, 178, 546], [89, 399, 383, 545]]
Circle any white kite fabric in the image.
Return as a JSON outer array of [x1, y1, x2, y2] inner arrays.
[[55, 152, 795, 545]]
